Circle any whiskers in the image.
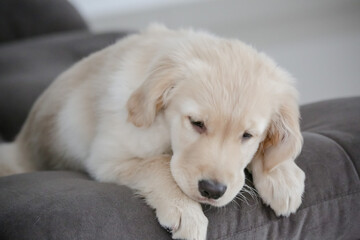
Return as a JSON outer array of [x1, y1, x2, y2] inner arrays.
[[232, 181, 259, 209], [242, 182, 258, 200]]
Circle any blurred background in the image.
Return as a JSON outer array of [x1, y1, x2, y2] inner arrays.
[[71, 0, 360, 104]]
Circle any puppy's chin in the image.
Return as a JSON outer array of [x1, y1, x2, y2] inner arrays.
[[181, 189, 237, 207], [196, 197, 226, 207], [197, 192, 241, 207], [180, 191, 222, 207]]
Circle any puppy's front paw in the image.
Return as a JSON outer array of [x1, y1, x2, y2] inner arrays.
[[254, 161, 305, 217], [156, 198, 208, 240]]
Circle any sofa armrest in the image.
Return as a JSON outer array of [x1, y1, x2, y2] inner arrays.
[[0, 0, 88, 43]]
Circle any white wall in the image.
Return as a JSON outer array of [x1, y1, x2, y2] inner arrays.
[[69, 0, 360, 104], [69, 0, 205, 19]]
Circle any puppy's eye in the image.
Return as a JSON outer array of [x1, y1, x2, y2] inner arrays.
[[242, 132, 253, 139], [189, 117, 206, 134]]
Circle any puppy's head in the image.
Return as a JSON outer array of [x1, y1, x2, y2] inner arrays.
[[127, 28, 302, 207]]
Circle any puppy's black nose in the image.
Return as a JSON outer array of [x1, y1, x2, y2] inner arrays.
[[198, 179, 227, 200]]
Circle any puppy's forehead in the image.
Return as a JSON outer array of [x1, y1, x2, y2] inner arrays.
[[174, 38, 285, 126], [177, 42, 278, 107], [179, 95, 270, 132], [180, 98, 201, 116], [180, 74, 273, 119]]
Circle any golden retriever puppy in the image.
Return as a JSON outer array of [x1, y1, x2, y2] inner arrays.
[[0, 24, 305, 240]]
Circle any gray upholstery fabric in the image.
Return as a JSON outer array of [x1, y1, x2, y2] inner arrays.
[[0, 98, 359, 240], [0, 0, 87, 43], [0, 171, 170, 240]]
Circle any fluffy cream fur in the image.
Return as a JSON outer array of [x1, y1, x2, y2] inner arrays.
[[0, 24, 305, 240]]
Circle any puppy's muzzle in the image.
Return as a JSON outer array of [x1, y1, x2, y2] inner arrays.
[[198, 179, 227, 200]]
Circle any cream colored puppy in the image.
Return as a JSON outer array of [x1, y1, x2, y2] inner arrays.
[[0, 25, 305, 240]]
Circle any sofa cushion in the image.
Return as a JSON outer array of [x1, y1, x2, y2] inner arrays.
[[0, 0, 88, 43], [300, 97, 360, 174], [0, 97, 359, 240]]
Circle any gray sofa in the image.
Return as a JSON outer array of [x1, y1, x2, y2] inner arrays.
[[0, 1, 359, 239]]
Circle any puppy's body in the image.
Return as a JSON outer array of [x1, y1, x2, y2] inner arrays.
[[7, 30, 171, 173], [0, 25, 305, 240]]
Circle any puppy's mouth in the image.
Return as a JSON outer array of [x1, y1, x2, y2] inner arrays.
[[196, 196, 219, 206]]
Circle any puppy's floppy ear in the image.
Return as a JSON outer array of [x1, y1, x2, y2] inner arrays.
[[258, 93, 303, 172], [127, 57, 175, 128]]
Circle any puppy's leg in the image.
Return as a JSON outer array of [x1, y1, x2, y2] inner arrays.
[[88, 155, 208, 240], [249, 158, 305, 216], [0, 143, 36, 177]]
